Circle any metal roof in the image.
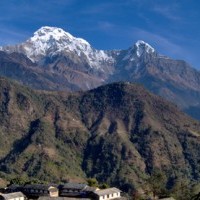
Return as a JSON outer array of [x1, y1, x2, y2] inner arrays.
[[38, 197, 91, 200], [6, 185, 22, 190], [83, 187, 99, 192], [6, 185, 20, 188], [24, 184, 57, 190], [94, 188, 121, 196], [61, 183, 87, 190], [0, 192, 24, 200]]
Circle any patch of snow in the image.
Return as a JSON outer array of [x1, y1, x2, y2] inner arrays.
[[135, 63, 139, 73], [135, 40, 155, 57], [86, 82, 90, 89], [122, 40, 155, 62], [122, 54, 131, 61], [122, 49, 136, 62]]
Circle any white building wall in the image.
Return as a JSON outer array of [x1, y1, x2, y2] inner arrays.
[[99, 192, 121, 200], [99, 195, 104, 200], [113, 193, 117, 198], [112, 192, 120, 198]]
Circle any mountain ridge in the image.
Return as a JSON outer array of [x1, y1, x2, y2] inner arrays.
[[0, 26, 115, 69], [1, 26, 200, 119]]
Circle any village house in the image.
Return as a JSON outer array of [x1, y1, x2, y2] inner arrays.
[[23, 184, 58, 198], [93, 188, 121, 200], [59, 183, 88, 197], [0, 192, 25, 200], [5, 185, 22, 193], [82, 187, 99, 195], [82, 187, 100, 198], [2, 183, 123, 200], [38, 197, 91, 200]]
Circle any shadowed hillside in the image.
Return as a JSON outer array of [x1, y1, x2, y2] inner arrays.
[[0, 78, 200, 194]]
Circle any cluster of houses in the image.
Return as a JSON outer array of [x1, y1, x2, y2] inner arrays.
[[0, 183, 123, 200]]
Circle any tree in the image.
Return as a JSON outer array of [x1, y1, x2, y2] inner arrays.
[[170, 178, 192, 200], [8, 176, 28, 186], [87, 178, 99, 187], [146, 170, 168, 199], [100, 183, 109, 189]]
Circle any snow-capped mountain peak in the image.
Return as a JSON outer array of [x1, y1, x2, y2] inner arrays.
[[135, 40, 155, 57], [24, 26, 93, 61], [122, 40, 156, 62], [32, 26, 73, 41], [0, 26, 114, 69], [31, 26, 90, 46]]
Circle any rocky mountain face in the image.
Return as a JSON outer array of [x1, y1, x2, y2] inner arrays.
[[113, 43, 200, 119], [0, 77, 200, 193], [1, 26, 200, 119], [0, 27, 115, 90]]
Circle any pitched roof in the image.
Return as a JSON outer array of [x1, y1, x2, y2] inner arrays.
[[38, 197, 91, 200], [0, 192, 24, 200], [23, 184, 57, 190], [61, 183, 87, 190], [83, 186, 99, 192], [94, 188, 121, 196], [6, 184, 22, 190]]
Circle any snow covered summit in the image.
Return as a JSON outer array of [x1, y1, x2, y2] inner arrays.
[[1, 26, 114, 69], [23, 26, 92, 62], [0, 26, 157, 70], [135, 40, 155, 57], [122, 40, 156, 62], [30, 26, 91, 53]]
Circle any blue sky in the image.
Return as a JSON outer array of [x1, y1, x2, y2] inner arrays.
[[0, 0, 200, 69]]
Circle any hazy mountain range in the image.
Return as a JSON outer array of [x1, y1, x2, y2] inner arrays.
[[0, 26, 200, 119]]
